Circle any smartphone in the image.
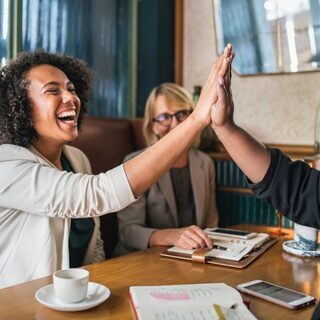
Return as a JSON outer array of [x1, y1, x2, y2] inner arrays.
[[205, 227, 257, 240], [237, 280, 316, 309]]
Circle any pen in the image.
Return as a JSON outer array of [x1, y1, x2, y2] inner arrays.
[[212, 244, 230, 251]]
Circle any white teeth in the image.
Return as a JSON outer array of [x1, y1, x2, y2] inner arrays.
[[57, 110, 76, 119]]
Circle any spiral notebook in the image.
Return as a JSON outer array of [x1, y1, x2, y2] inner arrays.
[[130, 283, 257, 320]]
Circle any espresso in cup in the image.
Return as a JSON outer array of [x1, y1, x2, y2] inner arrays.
[[53, 268, 89, 303]]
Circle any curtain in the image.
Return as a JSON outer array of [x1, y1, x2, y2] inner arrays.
[[22, 0, 134, 118], [0, 0, 9, 66]]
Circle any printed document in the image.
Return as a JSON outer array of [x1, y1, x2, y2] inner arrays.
[[130, 283, 257, 320]]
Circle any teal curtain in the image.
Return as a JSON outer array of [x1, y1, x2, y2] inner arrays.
[[0, 0, 9, 66], [136, 0, 174, 117], [22, 0, 134, 118]]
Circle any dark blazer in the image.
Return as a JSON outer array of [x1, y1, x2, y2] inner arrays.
[[114, 149, 219, 256]]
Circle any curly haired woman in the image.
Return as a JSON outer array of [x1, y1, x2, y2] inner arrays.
[[0, 45, 232, 288]]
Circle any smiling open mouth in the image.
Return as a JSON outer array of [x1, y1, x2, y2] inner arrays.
[[57, 110, 77, 124]]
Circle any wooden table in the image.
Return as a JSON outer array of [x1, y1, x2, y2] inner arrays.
[[1, 224, 319, 320]]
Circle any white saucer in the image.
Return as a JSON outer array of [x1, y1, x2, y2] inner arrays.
[[283, 240, 320, 257], [35, 282, 110, 311]]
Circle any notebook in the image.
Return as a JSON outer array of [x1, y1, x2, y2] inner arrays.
[[129, 283, 257, 320], [161, 232, 277, 268], [168, 232, 270, 261]]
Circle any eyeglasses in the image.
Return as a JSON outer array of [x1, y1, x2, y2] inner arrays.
[[152, 109, 192, 127]]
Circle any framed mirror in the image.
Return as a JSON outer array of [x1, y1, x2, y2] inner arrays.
[[213, 0, 320, 75]]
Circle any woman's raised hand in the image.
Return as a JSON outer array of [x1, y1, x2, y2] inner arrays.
[[190, 44, 233, 128], [210, 45, 235, 130], [211, 67, 235, 130]]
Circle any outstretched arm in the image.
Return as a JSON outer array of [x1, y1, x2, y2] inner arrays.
[[211, 74, 271, 184], [125, 45, 234, 197], [211, 62, 320, 229]]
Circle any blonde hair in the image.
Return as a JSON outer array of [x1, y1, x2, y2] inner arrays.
[[143, 83, 200, 147]]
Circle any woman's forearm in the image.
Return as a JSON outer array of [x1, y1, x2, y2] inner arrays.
[[124, 115, 203, 196], [215, 124, 271, 183], [148, 229, 179, 247]]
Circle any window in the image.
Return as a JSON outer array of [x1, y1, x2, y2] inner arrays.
[[213, 0, 320, 74]]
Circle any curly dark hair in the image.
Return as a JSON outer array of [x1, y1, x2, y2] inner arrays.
[[0, 51, 93, 147]]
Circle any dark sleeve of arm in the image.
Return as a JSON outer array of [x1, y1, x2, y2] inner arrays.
[[248, 148, 320, 228]]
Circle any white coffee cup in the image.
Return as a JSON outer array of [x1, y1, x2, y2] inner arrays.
[[53, 268, 89, 303], [294, 223, 318, 251]]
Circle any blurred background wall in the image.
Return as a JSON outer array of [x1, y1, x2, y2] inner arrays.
[[183, 0, 320, 145]]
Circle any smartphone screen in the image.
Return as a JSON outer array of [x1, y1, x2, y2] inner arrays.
[[211, 228, 251, 236], [243, 282, 306, 303], [237, 280, 316, 309], [206, 228, 257, 239]]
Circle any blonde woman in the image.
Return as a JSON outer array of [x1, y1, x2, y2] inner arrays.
[[115, 83, 219, 255]]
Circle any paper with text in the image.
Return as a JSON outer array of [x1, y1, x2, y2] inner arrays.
[[168, 232, 270, 261], [130, 283, 257, 320]]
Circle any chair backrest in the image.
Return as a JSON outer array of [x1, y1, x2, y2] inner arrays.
[[71, 116, 146, 258], [72, 116, 141, 174]]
